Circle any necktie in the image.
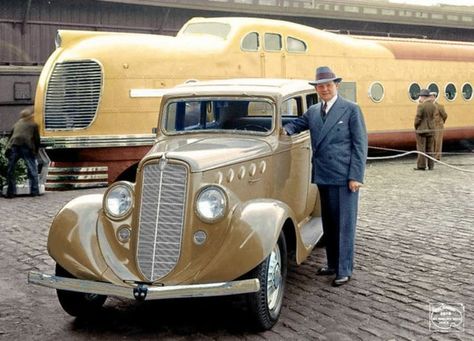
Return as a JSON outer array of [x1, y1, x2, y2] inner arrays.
[[321, 102, 327, 122]]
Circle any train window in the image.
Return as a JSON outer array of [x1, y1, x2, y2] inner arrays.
[[408, 83, 421, 101], [445, 83, 456, 101], [181, 22, 231, 39], [264, 33, 282, 51], [287, 37, 307, 52], [369, 82, 384, 102], [427, 83, 439, 98], [242, 32, 259, 51], [462, 83, 473, 100]]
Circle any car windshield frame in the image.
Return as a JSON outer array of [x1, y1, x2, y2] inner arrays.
[[160, 96, 276, 137]]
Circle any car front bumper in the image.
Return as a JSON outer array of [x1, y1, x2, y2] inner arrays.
[[28, 271, 260, 300]]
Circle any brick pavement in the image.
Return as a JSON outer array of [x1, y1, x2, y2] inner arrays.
[[0, 154, 473, 340]]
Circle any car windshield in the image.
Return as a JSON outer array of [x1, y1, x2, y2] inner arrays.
[[162, 98, 275, 134]]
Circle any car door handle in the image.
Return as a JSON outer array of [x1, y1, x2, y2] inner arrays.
[[248, 178, 262, 184]]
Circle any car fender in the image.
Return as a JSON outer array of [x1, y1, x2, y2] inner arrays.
[[193, 198, 297, 282], [47, 194, 109, 281]]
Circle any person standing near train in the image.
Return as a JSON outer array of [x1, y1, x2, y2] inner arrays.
[[283, 66, 368, 287], [4, 106, 40, 198], [414, 89, 436, 170], [430, 92, 448, 160]]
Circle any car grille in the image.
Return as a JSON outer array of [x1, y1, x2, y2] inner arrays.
[[137, 160, 187, 282], [44, 60, 102, 130]]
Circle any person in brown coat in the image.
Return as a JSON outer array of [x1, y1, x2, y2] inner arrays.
[[430, 92, 448, 160], [5, 106, 40, 198], [414, 89, 436, 170]]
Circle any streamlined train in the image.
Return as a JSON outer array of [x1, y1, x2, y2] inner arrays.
[[34, 16, 474, 187]]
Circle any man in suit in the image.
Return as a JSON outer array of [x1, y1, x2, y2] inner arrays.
[[430, 92, 448, 160], [283, 66, 368, 287], [414, 89, 436, 170]]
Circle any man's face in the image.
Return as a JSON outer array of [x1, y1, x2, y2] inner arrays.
[[315, 81, 338, 102]]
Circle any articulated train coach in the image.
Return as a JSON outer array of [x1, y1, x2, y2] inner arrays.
[[35, 16, 474, 187]]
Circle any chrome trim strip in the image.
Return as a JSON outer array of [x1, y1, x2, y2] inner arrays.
[[45, 182, 108, 189], [41, 134, 155, 148], [28, 272, 260, 299], [47, 174, 108, 181], [130, 88, 171, 98], [48, 166, 108, 173]]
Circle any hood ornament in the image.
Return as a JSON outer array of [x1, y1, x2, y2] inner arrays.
[[158, 154, 168, 171]]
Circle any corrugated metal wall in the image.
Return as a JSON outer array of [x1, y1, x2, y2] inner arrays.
[[0, 0, 190, 66], [0, 0, 199, 132]]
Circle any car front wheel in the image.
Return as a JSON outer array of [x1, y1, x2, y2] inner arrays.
[[246, 230, 287, 330], [55, 263, 107, 317]]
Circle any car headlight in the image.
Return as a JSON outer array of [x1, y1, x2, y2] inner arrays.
[[104, 182, 134, 219], [195, 186, 227, 223]]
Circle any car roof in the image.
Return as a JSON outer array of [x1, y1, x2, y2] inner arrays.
[[163, 78, 315, 99]]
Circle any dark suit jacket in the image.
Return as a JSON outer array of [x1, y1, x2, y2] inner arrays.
[[414, 101, 436, 135], [284, 96, 368, 186]]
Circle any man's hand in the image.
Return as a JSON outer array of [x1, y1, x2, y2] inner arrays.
[[348, 180, 362, 192]]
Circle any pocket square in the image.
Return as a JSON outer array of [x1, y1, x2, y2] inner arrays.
[[337, 120, 344, 124]]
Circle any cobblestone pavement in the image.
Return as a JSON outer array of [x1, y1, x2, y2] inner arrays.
[[1, 154, 473, 341]]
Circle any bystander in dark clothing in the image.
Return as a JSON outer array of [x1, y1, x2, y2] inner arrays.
[[414, 89, 436, 170], [430, 92, 448, 160], [5, 107, 40, 198]]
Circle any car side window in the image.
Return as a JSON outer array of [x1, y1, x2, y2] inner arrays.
[[282, 97, 300, 116]]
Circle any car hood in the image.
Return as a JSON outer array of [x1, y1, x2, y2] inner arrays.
[[145, 136, 272, 172]]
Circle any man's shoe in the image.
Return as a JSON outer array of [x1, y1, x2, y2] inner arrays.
[[332, 276, 350, 287], [5, 194, 15, 199], [413, 168, 425, 171], [316, 267, 336, 276]]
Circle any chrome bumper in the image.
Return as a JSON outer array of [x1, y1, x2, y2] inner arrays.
[[28, 271, 260, 300]]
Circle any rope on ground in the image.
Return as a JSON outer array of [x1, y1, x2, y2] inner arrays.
[[367, 146, 474, 173]]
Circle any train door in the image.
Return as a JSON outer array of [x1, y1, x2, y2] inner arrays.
[[261, 32, 286, 78]]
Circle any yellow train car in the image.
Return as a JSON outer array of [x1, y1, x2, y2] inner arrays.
[[35, 16, 474, 187]]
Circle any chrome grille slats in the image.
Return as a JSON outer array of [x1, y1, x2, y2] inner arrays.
[[137, 162, 187, 282], [44, 60, 102, 130]]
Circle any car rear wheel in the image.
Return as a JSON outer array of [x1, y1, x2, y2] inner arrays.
[[246, 230, 287, 331], [55, 263, 107, 317]]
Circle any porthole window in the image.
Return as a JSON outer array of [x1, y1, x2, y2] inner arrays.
[[462, 83, 473, 100], [445, 83, 456, 101], [264, 33, 282, 51], [427, 83, 439, 98], [287, 36, 307, 52], [369, 82, 384, 102], [408, 83, 421, 101], [241, 32, 259, 51]]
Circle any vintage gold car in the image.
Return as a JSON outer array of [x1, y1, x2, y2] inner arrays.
[[28, 78, 324, 330]]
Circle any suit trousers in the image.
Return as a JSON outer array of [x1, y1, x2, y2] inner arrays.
[[415, 133, 434, 169], [434, 128, 444, 160], [317, 184, 359, 278]]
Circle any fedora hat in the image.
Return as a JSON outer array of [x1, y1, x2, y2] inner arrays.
[[309, 66, 342, 85], [419, 89, 431, 97]]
